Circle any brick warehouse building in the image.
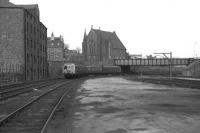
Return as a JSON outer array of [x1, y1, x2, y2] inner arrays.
[[82, 27, 127, 66], [0, 0, 48, 81]]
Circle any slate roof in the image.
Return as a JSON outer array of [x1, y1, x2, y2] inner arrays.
[[16, 4, 38, 9], [0, 1, 40, 17], [92, 29, 126, 50], [0, 0, 15, 7], [15, 4, 40, 17], [0, 1, 38, 9], [47, 37, 64, 48]]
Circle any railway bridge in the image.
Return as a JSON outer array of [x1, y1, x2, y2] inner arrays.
[[114, 58, 199, 73]]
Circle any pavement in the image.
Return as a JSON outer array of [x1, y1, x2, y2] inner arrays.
[[46, 76, 200, 133]]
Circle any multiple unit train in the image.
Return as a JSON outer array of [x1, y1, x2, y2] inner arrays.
[[63, 63, 121, 78]]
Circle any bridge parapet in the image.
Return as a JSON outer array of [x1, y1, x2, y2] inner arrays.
[[114, 58, 198, 66]]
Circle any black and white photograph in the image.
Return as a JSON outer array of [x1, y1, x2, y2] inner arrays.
[[0, 0, 200, 132]]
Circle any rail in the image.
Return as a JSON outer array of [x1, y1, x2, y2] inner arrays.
[[0, 79, 83, 132], [0, 79, 65, 100]]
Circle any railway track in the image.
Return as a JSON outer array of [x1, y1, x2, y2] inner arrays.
[[0, 79, 66, 101], [0, 77, 63, 91], [136, 77, 200, 89], [0, 78, 84, 133]]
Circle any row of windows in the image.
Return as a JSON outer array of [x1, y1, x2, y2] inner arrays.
[[89, 45, 95, 55], [25, 10, 46, 35], [26, 25, 46, 41], [26, 53, 47, 65], [40, 32, 46, 41], [26, 11, 37, 24], [26, 38, 47, 52], [26, 68, 47, 80], [26, 22, 37, 36]]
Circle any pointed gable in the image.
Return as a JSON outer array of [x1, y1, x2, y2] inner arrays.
[[110, 32, 126, 50], [0, 0, 15, 7]]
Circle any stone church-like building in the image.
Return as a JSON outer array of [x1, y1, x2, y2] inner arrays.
[[82, 27, 127, 66]]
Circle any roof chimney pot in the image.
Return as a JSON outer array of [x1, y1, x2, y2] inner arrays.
[[51, 32, 54, 41]]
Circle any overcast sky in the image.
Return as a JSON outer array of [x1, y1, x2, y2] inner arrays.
[[10, 0, 200, 58]]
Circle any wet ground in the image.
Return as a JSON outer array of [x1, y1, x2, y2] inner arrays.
[[46, 76, 200, 133]]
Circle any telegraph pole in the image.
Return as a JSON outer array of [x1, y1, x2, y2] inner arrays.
[[154, 52, 172, 80]]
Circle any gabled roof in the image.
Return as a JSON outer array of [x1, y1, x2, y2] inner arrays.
[[110, 32, 126, 50], [16, 4, 38, 9], [0, 0, 15, 7], [0, 1, 40, 18], [93, 29, 112, 40], [47, 37, 64, 48], [92, 29, 126, 50], [0, 1, 38, 9]]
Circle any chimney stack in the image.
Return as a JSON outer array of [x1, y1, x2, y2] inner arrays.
[[51, 32, 54, 41]]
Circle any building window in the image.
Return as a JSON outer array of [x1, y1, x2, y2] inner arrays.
[[31, 25, 32, 33], [26, 54, 29, 64], [34, 27, 36, 35], [26, 38, 29, 48], [27, 23, 29, 33], [34, 55, 36, 63], [31, 40, 32, 48], [27, 69, 29, 77], [30, 54, 32, 64], [34, 69, 36, 77], [34, 42, 36, 50]]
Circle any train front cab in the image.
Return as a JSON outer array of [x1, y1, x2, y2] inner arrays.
[[63, 63, 76, 79]]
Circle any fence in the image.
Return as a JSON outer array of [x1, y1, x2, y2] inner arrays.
[[0, 63, 24, 84]]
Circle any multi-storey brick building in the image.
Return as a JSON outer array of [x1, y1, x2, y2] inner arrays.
[[0, 0, 48, 81], [47, 33, 65, 61], [82, 27, 127, 66], [47, 33, 66, 77]]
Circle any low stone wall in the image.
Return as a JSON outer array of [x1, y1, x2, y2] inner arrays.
[[182, 61, 200, 78], [130, 66, 185, 76], [0, 73, 24, 84]]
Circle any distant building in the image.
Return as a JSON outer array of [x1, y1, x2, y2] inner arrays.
[[64, 49, 77, 60], [47, 33, 66, 77], [0, 0, 48, 81], [146, 55, 157, 59], [64, 49, 83, 63], [82, 27, 127, 65], [47, 32, 65, 61], [130, 54, 143, 59]]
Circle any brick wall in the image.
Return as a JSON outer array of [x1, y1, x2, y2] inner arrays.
[[24, 9, 48, 81], [0, 7, 48, 81], [0, 8, 24, 74], [48, 61, 65, 77], [112, 49, 126, 59], [183, 61, 200, 77], [47, 47, 64, 61]]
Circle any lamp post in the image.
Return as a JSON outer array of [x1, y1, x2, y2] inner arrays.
[[154, 52, 172, 80]]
